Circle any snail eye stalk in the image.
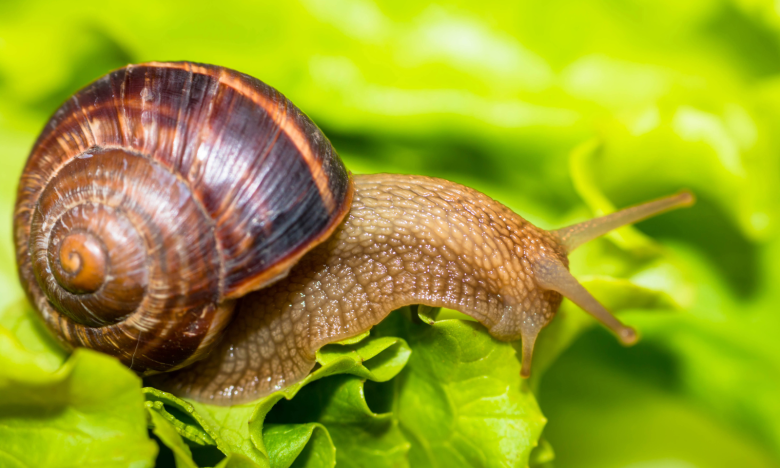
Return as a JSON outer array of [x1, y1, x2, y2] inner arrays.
[[553, 191, 695, 253]]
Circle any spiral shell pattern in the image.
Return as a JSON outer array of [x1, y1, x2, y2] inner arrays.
[[14, 62, 353, 373]]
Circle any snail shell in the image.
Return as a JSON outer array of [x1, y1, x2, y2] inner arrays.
[[14, 62, 352, 375]]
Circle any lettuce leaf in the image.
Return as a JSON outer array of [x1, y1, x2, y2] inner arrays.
[[145, 308, 549, 468], [0, 328, 157, 468], [379, 309, 546, 468], [144, 331, 411, 468]]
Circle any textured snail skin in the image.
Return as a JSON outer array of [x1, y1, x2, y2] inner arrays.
[[153, 174, 569, 403]]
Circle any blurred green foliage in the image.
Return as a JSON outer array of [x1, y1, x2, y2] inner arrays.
[[1, 0, 780, 466]]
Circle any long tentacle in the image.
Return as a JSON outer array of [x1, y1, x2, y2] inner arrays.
[[554, 191, 694, 252]]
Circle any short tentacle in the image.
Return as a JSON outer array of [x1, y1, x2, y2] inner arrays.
[[519, 329, 539, 378], [534, 257, 637, 345]]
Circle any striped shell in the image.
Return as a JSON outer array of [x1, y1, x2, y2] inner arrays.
[[13, 62, 353, 374]]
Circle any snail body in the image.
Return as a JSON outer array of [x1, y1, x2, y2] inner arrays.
[[14, 62, 693, 405]]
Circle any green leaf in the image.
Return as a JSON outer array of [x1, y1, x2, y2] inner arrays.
[[315, 335, 411, 382], [528, 438, 555, 467], [146, 311, 548, 468], [0, 299, 67, 372], [267, 375, 410, 468], [144, 389, 218, 448], [329, 330, 371, 346], [145, 333, 410, 467], [147, 408, 199, 468], [376, 310, 546, 468], [0, 327, 157, 468], [263, 424, 334, 468], [214, 454, 263, 468]]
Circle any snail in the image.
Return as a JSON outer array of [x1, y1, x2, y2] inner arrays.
[[14, 62, 693, 405]]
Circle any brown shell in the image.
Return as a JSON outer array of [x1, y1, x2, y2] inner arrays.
[[14, 62, 353, 374]]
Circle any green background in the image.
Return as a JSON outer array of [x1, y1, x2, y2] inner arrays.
[[1, 0, 780, 467]]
